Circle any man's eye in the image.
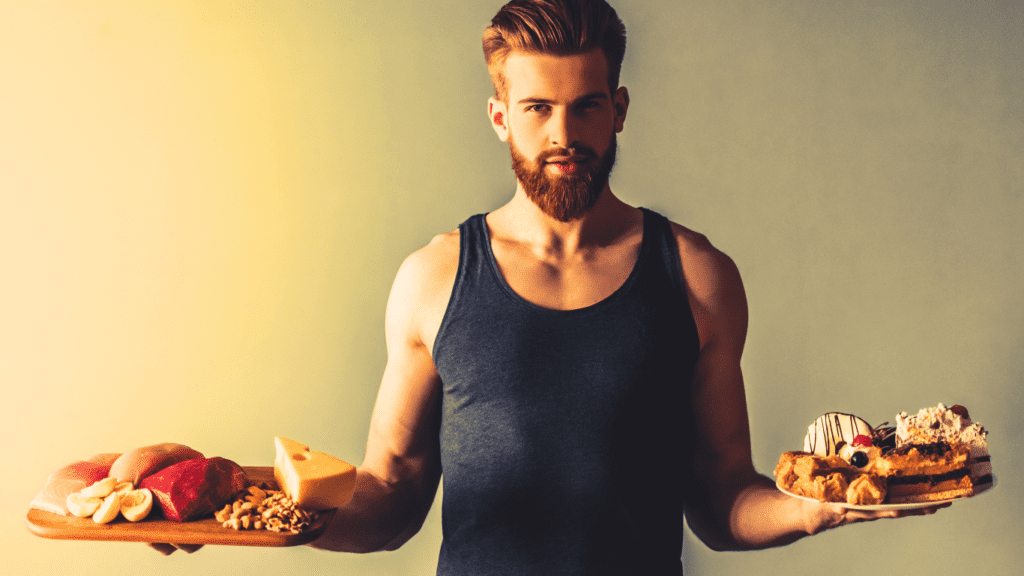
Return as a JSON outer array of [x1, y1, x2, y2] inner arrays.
[[526, 105, 550, 113]]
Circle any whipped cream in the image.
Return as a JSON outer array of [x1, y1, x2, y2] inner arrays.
[[895, 403, 991, 480]]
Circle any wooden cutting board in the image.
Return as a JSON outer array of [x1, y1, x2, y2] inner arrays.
[[25, 467, 335, 547]]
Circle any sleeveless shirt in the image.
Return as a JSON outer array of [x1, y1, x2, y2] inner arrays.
[[432, 208, 701, 575]]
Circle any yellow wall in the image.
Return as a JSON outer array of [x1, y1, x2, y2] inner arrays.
[[2, 1, 1021, 575]]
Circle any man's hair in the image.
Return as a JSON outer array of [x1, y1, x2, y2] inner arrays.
[[483, 0, 626, 102]]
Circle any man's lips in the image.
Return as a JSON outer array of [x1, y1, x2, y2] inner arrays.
[[544, 155, 590, 173], [545, 155, 588, 164]]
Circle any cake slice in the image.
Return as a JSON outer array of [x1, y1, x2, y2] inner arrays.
[[878, 441, 974, 503], [895, 403, 991, 485]]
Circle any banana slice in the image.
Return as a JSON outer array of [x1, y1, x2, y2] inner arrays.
[[80, 477, 117, 498], [113, 481, 134, 496], [66, 492, 103, 517], [119, 488, 153, 522], [92, 491, 122, 524]]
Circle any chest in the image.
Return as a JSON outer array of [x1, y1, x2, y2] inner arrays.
[[489, 236, 642, 311]]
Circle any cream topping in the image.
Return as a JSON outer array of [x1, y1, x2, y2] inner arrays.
[[895, 403, 988, 455]]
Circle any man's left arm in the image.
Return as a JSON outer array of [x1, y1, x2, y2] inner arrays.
[[675, 229, 942, 552]]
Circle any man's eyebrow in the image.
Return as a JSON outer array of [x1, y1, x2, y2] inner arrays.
[[516, 92, 609, 105]]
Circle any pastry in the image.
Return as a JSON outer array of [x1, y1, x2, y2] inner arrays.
[[778, 404, 992, 505]]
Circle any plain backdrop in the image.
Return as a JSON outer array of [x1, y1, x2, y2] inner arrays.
[[2, 1, 1021, 575]]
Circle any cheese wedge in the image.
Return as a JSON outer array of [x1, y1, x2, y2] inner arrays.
[[273, 437, 356, 510]]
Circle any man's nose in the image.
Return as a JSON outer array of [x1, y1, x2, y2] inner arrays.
[[548, 108, 579, 149]]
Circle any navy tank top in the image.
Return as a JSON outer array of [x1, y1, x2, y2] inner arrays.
[[432, 208, 700, 575]]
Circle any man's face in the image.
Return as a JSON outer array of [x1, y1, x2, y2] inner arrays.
[[490, 49, 628, 221]]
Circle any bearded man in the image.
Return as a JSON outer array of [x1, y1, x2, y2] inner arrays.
[[305, 0, 947, 573], [156, 0, 946, 572]]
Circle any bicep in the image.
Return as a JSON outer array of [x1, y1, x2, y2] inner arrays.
[[689, 338, 754, 480], [362, 253, 446, 491], [363, 346, 442, 487], [680, 239, 762, 547], [682, 237, 754, 478]]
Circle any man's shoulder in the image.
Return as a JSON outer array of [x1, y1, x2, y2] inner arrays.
[[391, 228, 461, 313], [664, 219, 745, 317], [666, 220, 738, 279], [386, 228, 461, 350], [402, 228, 460, 281]]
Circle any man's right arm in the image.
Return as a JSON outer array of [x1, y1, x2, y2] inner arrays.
[[309, 233, 458, 553]]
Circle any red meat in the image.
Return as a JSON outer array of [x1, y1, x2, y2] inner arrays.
[[140, 456, 248, 522]]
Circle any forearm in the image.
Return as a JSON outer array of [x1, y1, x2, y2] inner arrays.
[[308, 468, 434, 553], [687, 471, 824, 551], [725, 474, 816, 549], [689, 471, 892, 551]]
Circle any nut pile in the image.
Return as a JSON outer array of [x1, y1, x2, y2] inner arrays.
[[215, 484, 318, 534]]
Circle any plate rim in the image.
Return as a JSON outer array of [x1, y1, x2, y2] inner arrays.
[[776, 475, 996, 511]]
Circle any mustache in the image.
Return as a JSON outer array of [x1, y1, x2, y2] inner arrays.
[[536, 146, 598, 163]]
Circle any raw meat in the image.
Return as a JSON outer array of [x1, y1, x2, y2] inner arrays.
[[140, 456, 248, 522], [30, 453, 122, 515], [108, 442, 204, 485]]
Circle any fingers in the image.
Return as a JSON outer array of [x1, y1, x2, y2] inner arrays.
[[147, 543, 204, 555], [890, 502, 951, 518], [841, 509, 899, 523], [842, 502, 951, 523], [148, 543, 177, 555], [807, 498, 953, 535], [175, 544, 205, 554]]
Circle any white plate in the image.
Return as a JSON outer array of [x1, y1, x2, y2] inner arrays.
[[777, 476, 996, 511]]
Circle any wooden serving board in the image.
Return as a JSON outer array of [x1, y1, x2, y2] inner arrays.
[[25, 467, 335, 547]]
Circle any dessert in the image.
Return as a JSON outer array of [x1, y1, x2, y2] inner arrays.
[[803, 412, 873, 456], [774, 450, 886, 506], [777, 404, 992, 506], [846, 473, 886, 506], [895, 403, 991, 485], [881, 441, 973, 503]]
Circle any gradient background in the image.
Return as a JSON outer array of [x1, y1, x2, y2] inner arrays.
[[2, 1, 1021, 575]]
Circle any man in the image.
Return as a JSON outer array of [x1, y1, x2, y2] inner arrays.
[[155, 0, 944, 570]]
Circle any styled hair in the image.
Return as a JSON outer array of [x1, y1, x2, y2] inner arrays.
[[483, 0, 627, 102]]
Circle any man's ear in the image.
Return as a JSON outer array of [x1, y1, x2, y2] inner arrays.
[[612, 86, 629, 134], [488, 97, 510, 142]]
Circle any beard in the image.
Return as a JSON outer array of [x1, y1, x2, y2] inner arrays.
[[509, 133, 618, 222]]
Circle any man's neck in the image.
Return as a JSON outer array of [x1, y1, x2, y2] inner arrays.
[[489, 183, 641, 257]]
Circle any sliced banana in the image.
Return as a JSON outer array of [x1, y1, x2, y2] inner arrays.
[[79, 477, 117, 499], [66, 492, 103, 518], [92, 491, 122, 524], [119, 488, 153, 522]]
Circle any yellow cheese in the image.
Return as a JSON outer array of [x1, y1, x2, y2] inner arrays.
[[273, 437, 356, 510]]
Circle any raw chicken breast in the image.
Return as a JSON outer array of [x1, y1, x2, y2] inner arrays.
[[108, 443, 203, 485], [30, 453, 121, 516]]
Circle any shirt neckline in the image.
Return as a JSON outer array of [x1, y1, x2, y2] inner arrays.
[[479, 207, 651, 315]]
